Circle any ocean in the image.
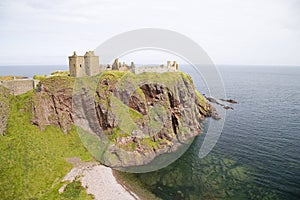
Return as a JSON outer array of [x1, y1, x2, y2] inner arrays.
[[1, 65, 299, 199], [134, 65, 300, 200]]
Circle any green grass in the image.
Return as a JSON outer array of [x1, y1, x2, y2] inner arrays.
[[33, 75, 47, 81], [41, 76, 75, 94], [51, 71, 70, 76], [0, 90, 94, 199], [110, 96, 139, 134], [140, 137, 159, 149], [57, 181, 94, 200]]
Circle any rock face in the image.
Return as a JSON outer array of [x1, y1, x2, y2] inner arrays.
[[32, 76, 74, 133], [0, 85, 10, 135], [32, 72, 214, 168]]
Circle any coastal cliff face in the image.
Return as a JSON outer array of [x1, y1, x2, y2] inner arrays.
[[0, 85, 10, 135], [32, 72, 213, 168], [32, 76, 74, 133]]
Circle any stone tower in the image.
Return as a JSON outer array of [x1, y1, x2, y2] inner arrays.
[[112, 58, 120, 70], [69, 51, 100, 77], [84, 51, 99, 76], [69, 51, 85, 77]]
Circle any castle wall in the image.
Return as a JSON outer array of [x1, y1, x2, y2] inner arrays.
[[69, 56, 85, 77], [69, 51, 178, 77], [134, 66, 177, 74], [0, 79, 35, 95], [85, 55, 100, 76]]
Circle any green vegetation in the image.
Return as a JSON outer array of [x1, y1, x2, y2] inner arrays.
[[148, 105, 165, 132], [128, 107, 144, 122], [51, 71, 70, 76], [107, 127, 130, 141], [141, 137, 159, 149], [33, 71, 69, 82], [110, 96, 139, 135], [42, 76, 75, 93], [195, 90, 208, 111], [0, 90, 93, 199], [77, 127, 109, 162], [135, 72, 189, 88], [59, 181, 94, 200], [0, 76, 28, 81], [93, 70, 208, 153], [0, 70, 210, 199], [100, 70, 128, 80], [33, 75, 47, 81]]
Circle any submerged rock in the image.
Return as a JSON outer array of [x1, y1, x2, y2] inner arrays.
[[207, 96, 236, 111], [220, 98, 238, 104]]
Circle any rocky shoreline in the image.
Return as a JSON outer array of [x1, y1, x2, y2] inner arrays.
[[60, 157, 140, 200]]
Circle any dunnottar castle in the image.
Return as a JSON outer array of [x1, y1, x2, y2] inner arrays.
[[69, 51, 178, 77], [0, 51, 179, 96]]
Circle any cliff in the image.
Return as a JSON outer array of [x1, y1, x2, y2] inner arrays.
[[32, 76, 75, 132], [0, 85, 10, 135], [32, 71, 215, 168]]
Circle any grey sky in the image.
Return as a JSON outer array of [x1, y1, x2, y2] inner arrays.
[[0, 0, 299, 65]]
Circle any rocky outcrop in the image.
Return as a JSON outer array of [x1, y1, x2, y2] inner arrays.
[[32, 76, 74, 133], [207, 96, 235, 110], [32, 72, 215, 168], [220, 98, 238, 104], [0, 85, 10, 135]]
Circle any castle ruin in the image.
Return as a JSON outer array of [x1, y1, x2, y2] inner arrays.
[[0, 77, 39, 96], [69, 51, 178, 77], [69, 51, 100, 77]]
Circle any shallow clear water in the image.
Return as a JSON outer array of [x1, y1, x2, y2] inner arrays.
[[135, 65, 300, 199], [1, 65, 299, 199]]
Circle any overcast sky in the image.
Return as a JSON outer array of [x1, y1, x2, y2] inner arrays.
[[0, 0, 299, 65]]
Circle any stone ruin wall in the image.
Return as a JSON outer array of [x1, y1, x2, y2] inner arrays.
[[134, 66, 176, 74], [0, 79, 38, 95]]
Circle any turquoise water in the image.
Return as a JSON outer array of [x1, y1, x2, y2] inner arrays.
[[134, 65, 300, 199], [1, 65, 299, 199]]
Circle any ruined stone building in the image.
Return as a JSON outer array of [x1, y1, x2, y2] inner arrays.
[[69, 51, 178, 77], [134, 61, 178, 74], [0, 77, 39, 96], [69, 51, 100, 77]]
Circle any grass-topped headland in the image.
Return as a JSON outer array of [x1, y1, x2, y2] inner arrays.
[[0, 90, 94, 199], [0, 70, 213, 199]]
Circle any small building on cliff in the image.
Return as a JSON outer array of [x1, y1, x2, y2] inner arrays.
[[69, 51, 178, 77], [0, 77, 39, 96]]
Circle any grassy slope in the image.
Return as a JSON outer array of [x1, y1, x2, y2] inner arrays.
[[0, 71, 207, 200], [0, 90, 94, 199]]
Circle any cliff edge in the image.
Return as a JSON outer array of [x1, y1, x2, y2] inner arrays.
[[0, 85, 10, 135], [32, 71, 215, 168]]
